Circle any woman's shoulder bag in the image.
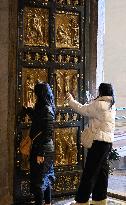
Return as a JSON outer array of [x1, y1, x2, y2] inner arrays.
[[20, 131, 42, 156], [81, 127, 94, 149]]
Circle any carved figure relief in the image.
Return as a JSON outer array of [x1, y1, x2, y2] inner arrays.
[[53, 174, 80, 193], [69, 18, 79, 46], [25, 52, 32, 61], [72, 74, 78, 97], [22, 68, 48, 109], [56, 12, 79, 48], [56, 112, 78, 122], [42, 53, 48, 62], [55, 128, 78, 166], [56, 0, 80, 6], [35, 53, 41, 61], [56, 24, 71, 47], [56, 72, 63, 99], [55, 69, 78, 107], [64, 73, 70, 94], [24, 7, 49, 46]]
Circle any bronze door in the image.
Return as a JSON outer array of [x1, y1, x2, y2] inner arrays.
[[14, 0, 87, 203]]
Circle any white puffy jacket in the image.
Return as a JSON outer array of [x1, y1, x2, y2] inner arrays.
[[68, 96, 116, 143]]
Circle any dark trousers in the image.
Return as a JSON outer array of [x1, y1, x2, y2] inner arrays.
[[75, 140, 112, 203], [33, 185, 51, 205], [30, 154, 54, 205]]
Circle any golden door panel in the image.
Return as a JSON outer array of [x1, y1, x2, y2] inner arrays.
[[56, 11, 79, 48], [54, 127, 78, 166], [53, 172, 81, 194], [22, 68, 48, 109], [24, 7, 49, 46], [55, 69, 78, 107]]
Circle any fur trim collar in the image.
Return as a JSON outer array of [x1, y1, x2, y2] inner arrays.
[[97, 96, 112, 102]]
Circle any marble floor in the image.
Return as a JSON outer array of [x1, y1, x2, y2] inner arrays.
[[52, 197, 126, 205]]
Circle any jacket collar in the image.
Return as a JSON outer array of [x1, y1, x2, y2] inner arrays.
[[97, 96, 112, 102]]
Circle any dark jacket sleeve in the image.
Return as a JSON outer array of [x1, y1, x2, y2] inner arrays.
[[32, 110, 55, 156]]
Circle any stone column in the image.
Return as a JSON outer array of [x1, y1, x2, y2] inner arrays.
[[96, 0, 105, 88], [88, 0, 105, 97], [89, 0, 98, 96], [0, 0, 17, 204], [0, 0, 10, 204]]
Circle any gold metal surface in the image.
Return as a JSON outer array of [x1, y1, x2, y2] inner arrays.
[[23, 52, 49, 63], [56, 12, 79, 48], [25, 52, 32, 61], [24, 7, 49, 46], [22, 68, 48, 108], [16, 0, 85, 199], [54, 53, 79, 63], [54, 127, 78, 166], [55, 69, 78, 107], [53, 173, 80, 193], [56, 112, 78, 122], [20, 128, 30, 171], [56, 0, 79, 6]]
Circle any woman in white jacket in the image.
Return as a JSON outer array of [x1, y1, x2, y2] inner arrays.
[[67, 83, 116, 205]]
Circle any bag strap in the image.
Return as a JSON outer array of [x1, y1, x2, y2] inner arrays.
[[32, 131, 42, 142]]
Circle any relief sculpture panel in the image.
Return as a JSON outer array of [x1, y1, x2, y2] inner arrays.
[[56, 12, 79, 48], [55, 69, 78, 107], [54, 127, 78, 166], [22, 68, 48, 110], [24, 7, 49, 46], [53, 173, 81, 194]]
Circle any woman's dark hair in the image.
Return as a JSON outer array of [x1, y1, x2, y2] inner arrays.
[[98, 83, 115, 106], [34, 81, 55, 116]]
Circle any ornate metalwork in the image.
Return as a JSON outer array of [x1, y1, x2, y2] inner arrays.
[[16, 0, 85, 200], [21, 180, 31, 196], [56, 0, 82, 6], [53, 172, 81, 193], [22, 68, 48, 108], [53, 54, 80, 64], [23, 52, 49, 63], [55, 69, 78, 107], [24, 7, 49, 46], [54, 127, 78, 166], [56, 112, 78, 122], [25, 52, 32, 61], [56, 12, 79, 48]]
